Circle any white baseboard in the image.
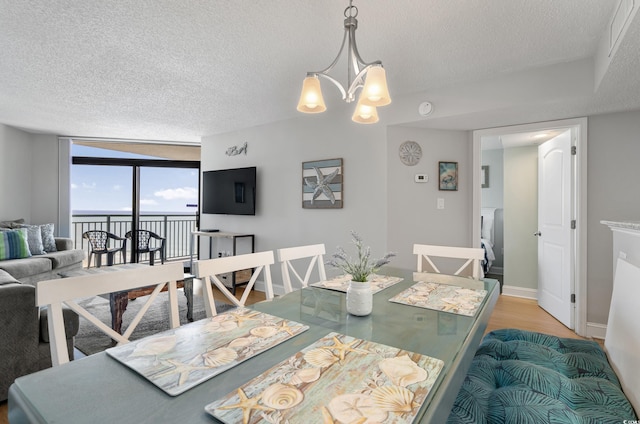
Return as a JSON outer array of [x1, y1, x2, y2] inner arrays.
[[255, 280, 286, 296], [501, 285, 537, 300], [586, 322, 607, 340], [196, 279, 286, 298]]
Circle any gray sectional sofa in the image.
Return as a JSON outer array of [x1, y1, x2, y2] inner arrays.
[[0, 233, 85, 401], [0, 237, 85, 284]]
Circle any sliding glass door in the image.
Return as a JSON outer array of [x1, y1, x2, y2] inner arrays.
[[71, 142, 199, 265]]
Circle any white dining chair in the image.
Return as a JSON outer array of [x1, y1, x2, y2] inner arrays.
[[194, 250, 275, 317], [413, 244, 485, 280], [36, 262, 185, 366], [276, 244, 327, 293]]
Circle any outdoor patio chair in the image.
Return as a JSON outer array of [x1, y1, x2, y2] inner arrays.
[[82, 230, 127, 268], [125, 230, 166, 266]]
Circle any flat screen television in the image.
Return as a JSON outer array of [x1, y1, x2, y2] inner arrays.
[[202, 167, 256, 215]]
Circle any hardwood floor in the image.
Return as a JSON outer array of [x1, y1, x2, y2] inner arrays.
[[0, 292, 598, 423], [486, 295, 599, 343]]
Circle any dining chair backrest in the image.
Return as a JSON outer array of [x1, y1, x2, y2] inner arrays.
[[194, 251, 275, 317], [36, 262, 184, 366], [413, 244, 485, 280], [276, 244, 327, 293]]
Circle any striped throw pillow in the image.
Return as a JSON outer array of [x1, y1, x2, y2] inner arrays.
[[0, 228, 32, 260]]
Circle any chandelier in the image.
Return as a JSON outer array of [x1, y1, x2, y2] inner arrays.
[[296, 0, 391, 124]]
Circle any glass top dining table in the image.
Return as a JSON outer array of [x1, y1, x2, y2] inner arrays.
[[9, 268, 499, 424]]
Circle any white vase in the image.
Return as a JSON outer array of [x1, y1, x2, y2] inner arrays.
[[346, 281, 373, 316]]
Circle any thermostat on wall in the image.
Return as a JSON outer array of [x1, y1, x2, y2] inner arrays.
[[415, 174, 428, 183]]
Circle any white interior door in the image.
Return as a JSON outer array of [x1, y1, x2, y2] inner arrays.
[[537, 131, 574, 329]]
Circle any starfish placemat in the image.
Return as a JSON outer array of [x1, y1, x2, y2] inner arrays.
[[106, 307, 308, 396], [388, 281, 487, 316], [206, 332, 444, 424], [310, 274, 403, 293]]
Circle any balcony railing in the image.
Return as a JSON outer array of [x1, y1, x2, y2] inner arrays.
[[72, 213, 198, 266]]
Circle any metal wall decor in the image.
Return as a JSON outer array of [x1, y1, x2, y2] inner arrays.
[[225, 142, 248, 156], [302, 158, 343, 209], [399, 140, 422, 166]]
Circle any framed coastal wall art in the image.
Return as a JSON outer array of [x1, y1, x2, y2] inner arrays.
[[439, 161, 458, 191], [302, 158, 343, 209]]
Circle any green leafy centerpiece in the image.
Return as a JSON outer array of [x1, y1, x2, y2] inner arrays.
[[327, 231, 395, 315]]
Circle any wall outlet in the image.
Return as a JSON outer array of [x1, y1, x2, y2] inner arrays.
[[437, 198, 445, 209], [414, 174, 428, 183]]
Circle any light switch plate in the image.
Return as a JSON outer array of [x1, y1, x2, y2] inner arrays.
[[437, 198, 445, 209]]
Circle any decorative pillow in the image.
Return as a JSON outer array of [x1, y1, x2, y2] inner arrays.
[[21, 224, 46, 255], [0, 218, 25, 229], [40, 223, 57, 252], [0, 228, 32, 260]]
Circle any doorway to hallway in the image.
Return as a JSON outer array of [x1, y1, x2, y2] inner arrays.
[[472, 118, 587, 335]]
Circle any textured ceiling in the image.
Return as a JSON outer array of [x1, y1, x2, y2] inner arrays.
[[0, 0, 635, 143]]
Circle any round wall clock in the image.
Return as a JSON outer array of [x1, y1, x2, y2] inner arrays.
[[399, 140, 422, 166]]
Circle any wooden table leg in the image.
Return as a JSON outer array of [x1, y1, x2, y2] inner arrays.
[[110, 291, 129, 334], [183, 277, 194, 322]]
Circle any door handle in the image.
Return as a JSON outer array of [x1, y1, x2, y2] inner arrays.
[[533, 231, 542, 237]]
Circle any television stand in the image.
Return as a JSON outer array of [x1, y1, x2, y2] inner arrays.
[[189, 231, 255, 295]]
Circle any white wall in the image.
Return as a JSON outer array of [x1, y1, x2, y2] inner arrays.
[[481, 149, 504, 208], [200, 112, 389, 284], [588, 110, 640, 324], [200, 115, 475, 281], [0, 124, 33, 220], [31, 134, 65, 225], [387, 126, 472, 270], [503, 145, 538, 290], [0, 124, 67, 234]]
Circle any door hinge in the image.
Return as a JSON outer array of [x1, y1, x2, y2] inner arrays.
[[571, 220, 576, 229], [571, 146, 577, 155], [571, 293, 576, 303]]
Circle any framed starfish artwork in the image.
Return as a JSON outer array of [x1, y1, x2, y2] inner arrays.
[[302, 158, 343, 209]]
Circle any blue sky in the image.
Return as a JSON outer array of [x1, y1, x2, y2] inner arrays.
[[71, 145, 199, 213]]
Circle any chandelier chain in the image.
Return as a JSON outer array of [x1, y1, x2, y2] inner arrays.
[[344, 1, 358, 18]]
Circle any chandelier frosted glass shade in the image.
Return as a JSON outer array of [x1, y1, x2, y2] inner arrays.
[[297, 76, 327, 113], [360, 66, 391, 107], [351, 102, 379, 124], [296, 1, 390, 124]]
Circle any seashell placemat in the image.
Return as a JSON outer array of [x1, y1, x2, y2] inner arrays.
[[206, 332, 444, 424], [310, 274, 403, 293], [106, 307, 308, 396], [389, 281, 488, 316]]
